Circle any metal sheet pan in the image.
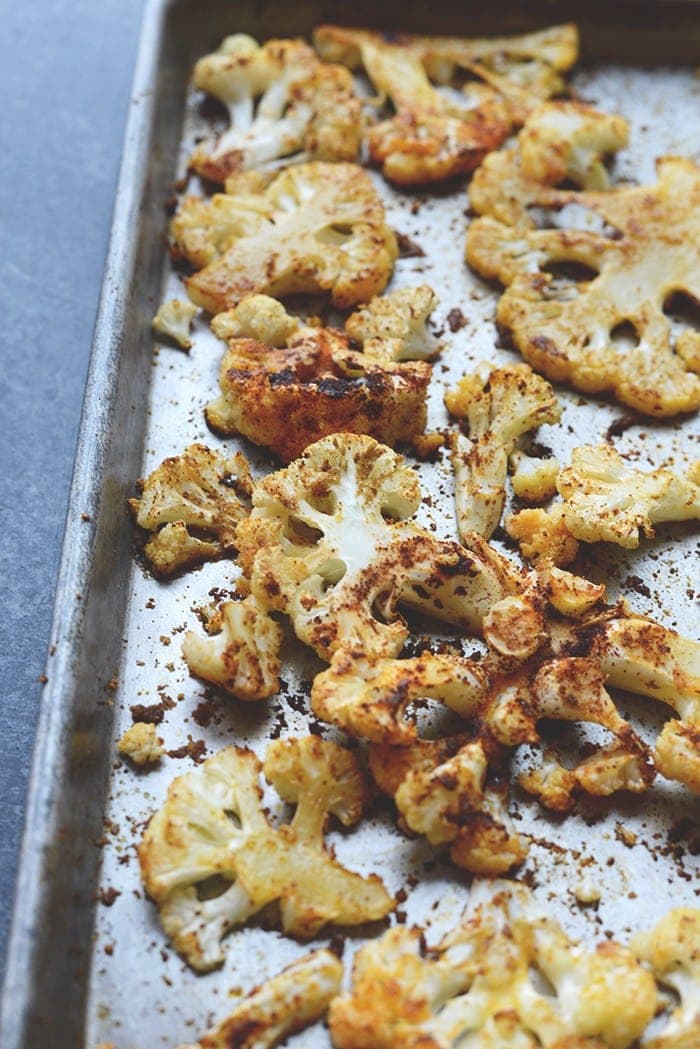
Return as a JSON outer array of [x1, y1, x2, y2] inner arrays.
[[2, 2, 699, 1046]]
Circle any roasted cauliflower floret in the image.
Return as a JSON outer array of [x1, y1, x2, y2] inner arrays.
[[470, 101, 629, 227], [182, 596, 282, 701], [129, 444, 252, 577], [329, 884, 656, 1049], [190, 35, 362, 183], [557, 443, 700, 548], [117, 722, 165, 766], [310, 649, 489, 743], [138, 739, 393, 971], [206, 316, 431, 463], [179, 949, 344, 1049], [506, 505, 580, 565], [211, 293, 301, 346], [633, 909, 700, 1049], [467, 157, 700, 417], [589, 617, 700, 792], [445, 362, 561, 540], [171, 162, 397, 313], [345, 285, 442, 362], [152, 298, 199, 349], [314, 25, 578, 185], [235, 433, 521, 661], [509, 449, 560, 502]]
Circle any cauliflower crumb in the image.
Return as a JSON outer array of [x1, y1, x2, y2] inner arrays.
[[573, 877, 602, 905], [152, 298, 199, 349], [118, 722, 164, 766]]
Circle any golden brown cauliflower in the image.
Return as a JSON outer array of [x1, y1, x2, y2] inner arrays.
[[467, 157, 700, 417], [138, 738, 392, 971], [171, 162, 397, 313], [206, 302, 431, 463], [182, 596, 282, 701], [178, 949, 344, 1049], [190, 35, 362, 183], [129, 444, 252, 577], [117, 722, 164, 766], [445, 361, 561, 540], [633, 909, 700, 1049], [235, 433, 523, 662], [470, 100, 629, 226], [310, 649, 489, 743], [152, 298, 199, 349], [506, 504, 580, 565], [314, 24, 578, 185], [329, 883, 656, 1049]]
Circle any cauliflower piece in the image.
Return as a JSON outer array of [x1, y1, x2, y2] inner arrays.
[[211, 293, 301, 346], [632, 909, 700, 1049], [138, 739, 393, 970], [506, 505, 579, 565], [310, 649, 489, 743], [556, 444, 700, 548], [314, 25, 578, 185], [117, 722, 164, 766], [344, 285, 442, 363], [206, 318, 431, 463], [467, 157, 700, 416], [171, 162, 397, 313], [329, 883, 656, 1049], [182, 596, 282, 701], [181, 949, 343, 1049], [129, 444, 252, 577], [445, 362, 561, 540], [190, 35, 362, 183], [470, 101, 629, 227], [509, 450, 559, 502], [235, 433, 522, 661], [538, 561, 606, 617], [589, 617, 700, 792], [152, 298, 199, 349]]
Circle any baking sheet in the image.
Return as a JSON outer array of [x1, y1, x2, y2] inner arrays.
[[3, 3, 699, 1047]]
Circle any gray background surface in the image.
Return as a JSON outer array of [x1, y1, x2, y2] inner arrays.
[[0, 0, 148, 984]]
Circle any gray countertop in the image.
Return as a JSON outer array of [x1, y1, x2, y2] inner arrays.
[[0, 0, 148, 984]]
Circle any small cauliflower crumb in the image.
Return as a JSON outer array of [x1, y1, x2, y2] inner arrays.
[[118, 722, 164, 766], [152, 298, 199, 349], [574, 877, 602, 905]]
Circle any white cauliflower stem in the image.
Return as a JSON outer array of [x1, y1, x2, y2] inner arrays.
[[138, 738, 393, 971], [182, 596, 283, 701], [171, 162, 397, 313], [190, 35, 362, 183], [129, 444, 252, 577]]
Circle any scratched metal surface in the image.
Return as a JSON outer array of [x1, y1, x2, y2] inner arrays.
[[4, 2, 699, 1047]]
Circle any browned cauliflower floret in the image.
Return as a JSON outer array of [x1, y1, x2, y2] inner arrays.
[[344, 285, 442, 363], [178, 949, 344, 1049], [506, 505, 580, 565], [467, 157, 700, 417], [589, 617, 700, 792], [182, 596, 282, 701], [152, 298, 199, 349], [138, 739, 393, 971], [310, 649, 488, 743], [117, 722, 164, 766], [445, 361, 561, 541], [329, 884, 656, 1049], [632, 909, 700, 1049], [470, 100, 629, 226], [190, 35, 362, 183], [206, 303, 431, 463], [314, 25, 578, 185], [211, 293, 301, 346], [556, 444, 700, 548], [509, 449, 560, 502], [235, 433, 522, 662], [129, 444, 252, 577], [171, 162, 397, 313]]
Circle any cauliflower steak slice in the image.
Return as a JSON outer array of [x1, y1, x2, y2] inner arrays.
[[235, 433, 522, 661], [467, 157, 700, 416], [329, 884, 656, 1049], [138, 738, 393, 971], [190, 35, 362, 183], [314, 24, 578, 185], [129, 443, 252, 577], [172, 162, 397, 313]]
